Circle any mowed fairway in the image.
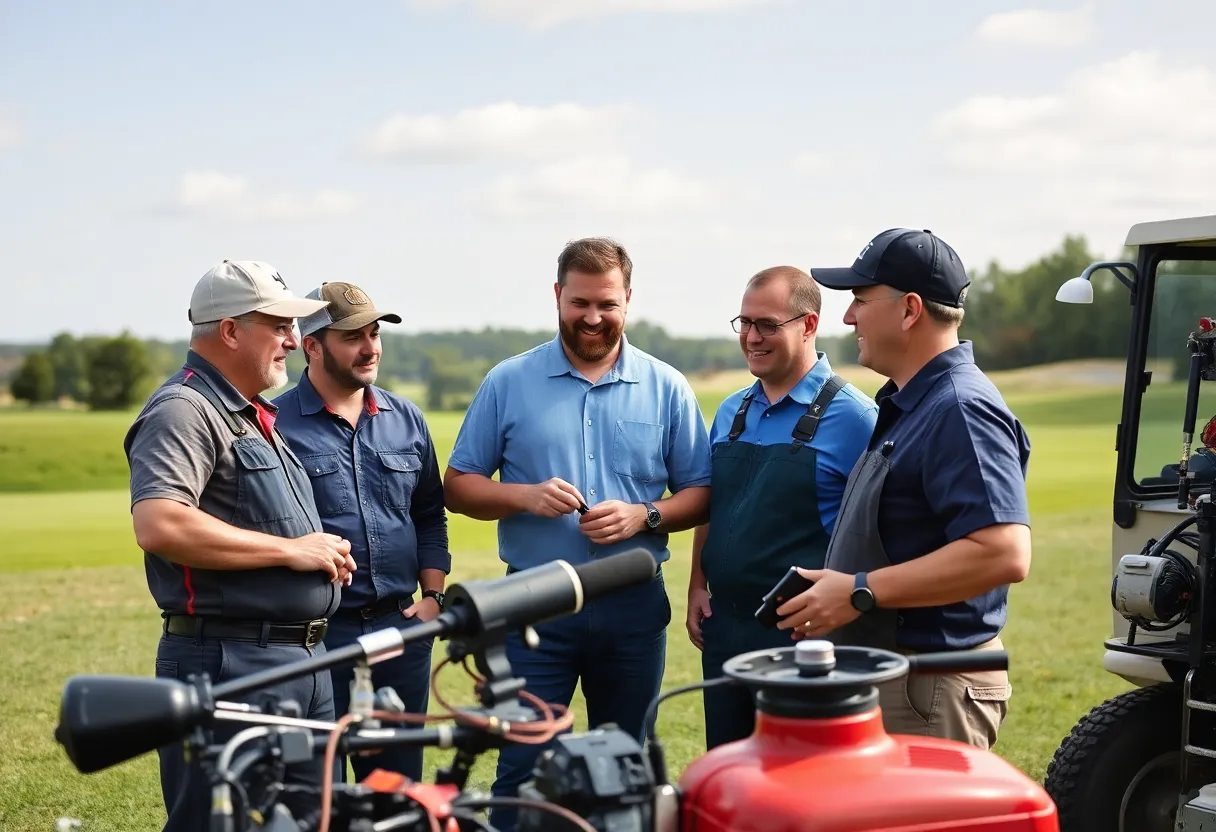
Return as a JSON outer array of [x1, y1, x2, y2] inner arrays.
[[0, 361, 1142, 830]]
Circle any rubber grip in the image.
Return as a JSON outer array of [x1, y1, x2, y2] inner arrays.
[[906, 650, 1009, 675]]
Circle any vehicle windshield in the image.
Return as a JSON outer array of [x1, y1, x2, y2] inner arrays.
[[1134, 258, 1216, 488]]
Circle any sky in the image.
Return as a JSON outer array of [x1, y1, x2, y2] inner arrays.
[[2, 0, 1214, 343]]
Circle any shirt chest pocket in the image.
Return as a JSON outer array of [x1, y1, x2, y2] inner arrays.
[[299, 453, 349, 518], [232, 438, 294, 524], [378, 450, 422, 511], [611, 420, 666, 483]]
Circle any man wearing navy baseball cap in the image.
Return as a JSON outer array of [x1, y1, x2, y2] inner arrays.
[[772, 228, 1032, 751]]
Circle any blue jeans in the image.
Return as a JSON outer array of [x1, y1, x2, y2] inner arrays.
[[324, 600, 435, 782], [490, 568, 671, 832], [153, 630, 336, 832]]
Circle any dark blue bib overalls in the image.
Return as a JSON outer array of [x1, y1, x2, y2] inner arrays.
[[698, 375, 844, 748]]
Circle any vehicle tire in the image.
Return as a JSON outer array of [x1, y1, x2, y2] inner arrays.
[[1044, 683, 1216, 832]]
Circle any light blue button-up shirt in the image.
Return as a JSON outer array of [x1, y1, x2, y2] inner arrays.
[[447, 334, 713, 570]]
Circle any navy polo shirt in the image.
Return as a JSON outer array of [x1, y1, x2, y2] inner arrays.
[[871, 341, 1031, 651]]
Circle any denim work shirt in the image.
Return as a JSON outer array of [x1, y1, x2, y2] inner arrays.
[[273, 370, 451, 610], [447, 334, 713, 571]]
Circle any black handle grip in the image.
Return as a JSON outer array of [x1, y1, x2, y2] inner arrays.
[[907, 650, 1008, 675]]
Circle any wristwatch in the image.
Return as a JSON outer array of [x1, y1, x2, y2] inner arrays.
[[422, 589, 446, 611], [643, 501, 662, 530], [850, 572, 876, 613]]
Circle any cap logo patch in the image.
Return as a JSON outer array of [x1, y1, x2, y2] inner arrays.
[[270, 271, 289, 291], [344, 287, 370, 305], [856, 241, 874, 261]]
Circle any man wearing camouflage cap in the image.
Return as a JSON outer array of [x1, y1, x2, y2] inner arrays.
[[124, 260, 359, 831], [274, 281, 451, 783]]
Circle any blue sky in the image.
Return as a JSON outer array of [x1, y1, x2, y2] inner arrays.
[[3, 0, 1214, 342]]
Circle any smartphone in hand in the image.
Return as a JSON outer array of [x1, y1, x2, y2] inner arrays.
[[754, 566, 815, 628]]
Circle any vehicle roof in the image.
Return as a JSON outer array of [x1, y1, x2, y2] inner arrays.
[[1126, 214, 1216, 246]]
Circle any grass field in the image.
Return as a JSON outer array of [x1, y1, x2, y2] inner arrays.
[[0, 359, 1159, 830]]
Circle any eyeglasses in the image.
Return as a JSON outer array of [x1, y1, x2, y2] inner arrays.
[[730, 313, 807, 337], [234, 316, 296, 339]]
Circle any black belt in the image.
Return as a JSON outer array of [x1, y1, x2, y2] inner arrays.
[[164, 615, 329, 648], [345, 595, 409, 621], [505, 564, 662, 578]]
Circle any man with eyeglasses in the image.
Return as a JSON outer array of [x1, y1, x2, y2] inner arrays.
[[123, 260, 357, 832], [687, 265, 878, 749], [772, 229, 1031, 750]]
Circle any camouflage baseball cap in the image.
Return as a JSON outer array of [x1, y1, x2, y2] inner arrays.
[[298, 282, 403, 338], [188, 260, 329, 324]]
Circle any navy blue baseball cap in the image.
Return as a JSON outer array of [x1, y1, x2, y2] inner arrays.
[[810, 228, 971, 308]]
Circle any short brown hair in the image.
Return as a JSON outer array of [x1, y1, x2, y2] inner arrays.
[[924, 299, 965, 327], [557, 237, 633, 289], [747, 266, 822, 316]]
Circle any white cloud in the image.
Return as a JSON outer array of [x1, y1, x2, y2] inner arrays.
[[365, 101, 633, 162], [483, 154, 716, 217], [974, 4, 1095, 49], [932, 51, 1216, 223], [411, 0, 776, 28], [171, 172, 359, 222]]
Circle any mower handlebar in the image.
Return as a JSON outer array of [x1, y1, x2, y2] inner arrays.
[[906, 650, 1008, 675]]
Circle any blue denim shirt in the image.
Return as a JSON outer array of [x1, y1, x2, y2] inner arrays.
[[447, 334, 713, 571], [273, 370, 451, 610]]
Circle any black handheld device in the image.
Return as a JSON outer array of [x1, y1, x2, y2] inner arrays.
[[754, 566, 815, 628]]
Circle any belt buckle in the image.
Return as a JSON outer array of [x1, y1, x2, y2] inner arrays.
[[304, 619, 328, 647]]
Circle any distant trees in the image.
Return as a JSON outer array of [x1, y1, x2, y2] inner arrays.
[[10, 332, 152, 410], [10, 352, 54, 403], [961, 235, 1132, 370], [3, 231, 1188, 411]]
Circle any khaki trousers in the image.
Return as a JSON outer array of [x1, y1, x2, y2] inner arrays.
[[873, 636, 1012, 750]]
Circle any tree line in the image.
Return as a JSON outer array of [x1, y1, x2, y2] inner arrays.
[[3, 233, 1150, 411]]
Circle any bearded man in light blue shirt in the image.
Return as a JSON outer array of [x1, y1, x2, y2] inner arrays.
[[444, 237, 712, 832]]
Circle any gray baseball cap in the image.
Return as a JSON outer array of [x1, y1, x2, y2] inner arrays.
[[188, 260, 330, 324]]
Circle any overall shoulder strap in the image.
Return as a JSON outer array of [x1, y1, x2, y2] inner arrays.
[[790, 374, 846, 448], [184, 372, 249, 437], [727, 389, 758, 441]]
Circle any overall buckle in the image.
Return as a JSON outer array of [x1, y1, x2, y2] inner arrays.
[[304, 619, 328, 647]]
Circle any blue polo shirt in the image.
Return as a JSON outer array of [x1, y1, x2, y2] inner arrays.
[[708, 354, 878, 535], [447, 334, 713, 571], [272, 370, 451, 610], [872, 341, 1031, 651]]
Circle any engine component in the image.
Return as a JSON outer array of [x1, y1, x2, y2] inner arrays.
[[1179, 782, 1216, 828], [517, 728, 655, 832], [1112, 553, 1195, 629]]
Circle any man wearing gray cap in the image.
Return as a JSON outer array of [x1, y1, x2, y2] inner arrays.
[[123, 260, 359, 832], [274, 282, 451, 784]]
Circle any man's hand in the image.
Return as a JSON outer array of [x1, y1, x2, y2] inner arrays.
[[284, 533, 356, 584], [403, 596, 442, 622], [522, 477, 587, 518], [775, 569, 858, 640], [687, 586, 712, 651], [578, 500, 646, 544]]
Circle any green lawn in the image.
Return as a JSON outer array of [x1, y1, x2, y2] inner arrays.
[[0, 365, 1169, 830]]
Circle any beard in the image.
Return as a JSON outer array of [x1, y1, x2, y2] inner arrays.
[[559, 317, 623, 363], [323, 345, 378, 390], [253, 354, 290, 393]]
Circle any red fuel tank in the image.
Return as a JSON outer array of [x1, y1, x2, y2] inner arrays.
[[678, 642, 1058, 832]]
